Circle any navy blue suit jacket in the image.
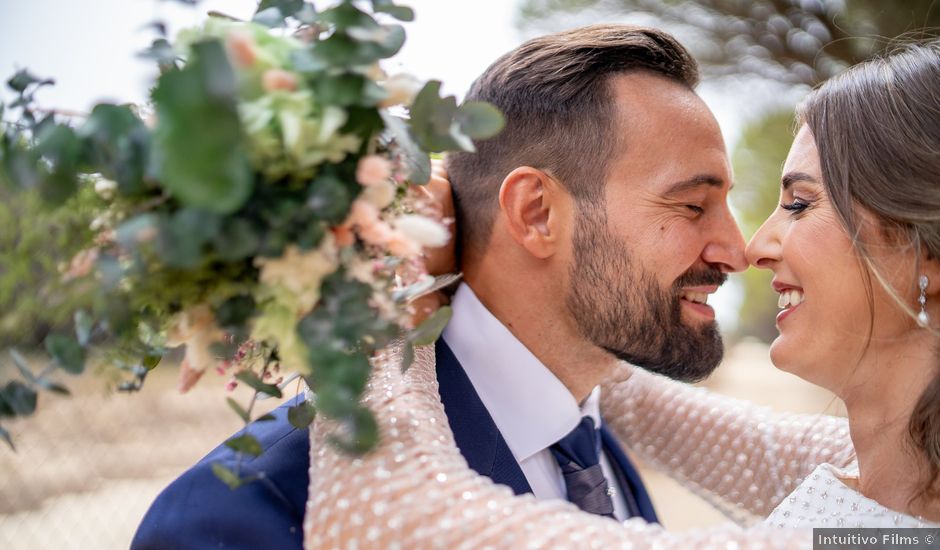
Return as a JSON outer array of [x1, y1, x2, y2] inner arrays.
[[132, 340, 657, 549]]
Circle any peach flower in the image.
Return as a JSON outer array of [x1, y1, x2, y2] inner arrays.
[[360, 180, 397, 209], [262, 69, 299, 92], [165, 304, 224, 393], [386, 230, 422, 258], [355, 155, 392, 186], [226, 30, 258, 69]]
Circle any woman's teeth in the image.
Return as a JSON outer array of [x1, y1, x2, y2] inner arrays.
[[777, 289, 804, 309]]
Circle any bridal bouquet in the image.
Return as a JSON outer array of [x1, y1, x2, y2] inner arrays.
[[0, 0, 501, 484]]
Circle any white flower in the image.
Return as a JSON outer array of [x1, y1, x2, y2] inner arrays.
[[94, 178, 117, 200], [393, 214, 450, 248], [255, 234, 339, 315], [380, 74, 423, 108]]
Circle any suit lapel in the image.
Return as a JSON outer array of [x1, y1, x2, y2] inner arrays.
[[435, 338, 533, 496]]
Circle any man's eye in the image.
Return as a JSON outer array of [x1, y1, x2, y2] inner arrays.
[[686, 205, 705, 215]]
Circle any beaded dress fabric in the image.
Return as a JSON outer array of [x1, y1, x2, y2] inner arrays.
[[305, 342, 813, 548], [601, 366, 857, 525], [765, 463, 940, 528]]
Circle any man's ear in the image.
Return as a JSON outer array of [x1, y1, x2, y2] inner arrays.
[[498, 167, 569, 259]]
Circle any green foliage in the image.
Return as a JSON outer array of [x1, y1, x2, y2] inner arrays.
[[224, 433, 264, 457], [211, 462, 245, 490], [731, 110, 795, 342], [409, 306, 452, 346], [0, 185, 99, 348], [518, 0, 940, 86], [0, 1, 504, 473], [287, 401, 317, 429], [152, 40, 253, 214]]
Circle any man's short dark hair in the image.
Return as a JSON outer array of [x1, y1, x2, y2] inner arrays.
[[446, 24, 699, 259]]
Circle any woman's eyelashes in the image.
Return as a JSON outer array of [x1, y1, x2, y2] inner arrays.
[[780, 197, 812, 215]]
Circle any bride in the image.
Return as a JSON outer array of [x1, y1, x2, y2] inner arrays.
[[305, 40, 940, 547]]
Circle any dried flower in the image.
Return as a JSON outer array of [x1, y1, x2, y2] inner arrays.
[[394, 214, 450, 248], [379, 73, 422, 108]]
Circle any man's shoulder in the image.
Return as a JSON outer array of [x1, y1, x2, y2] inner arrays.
[[131, 399, 310, 550]]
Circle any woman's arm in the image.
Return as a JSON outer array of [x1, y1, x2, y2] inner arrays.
[[304, 342, 811, 548], [601, 366, 855, 524]]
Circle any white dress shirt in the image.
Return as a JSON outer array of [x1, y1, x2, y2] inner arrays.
[[441, 283, 629, 520]]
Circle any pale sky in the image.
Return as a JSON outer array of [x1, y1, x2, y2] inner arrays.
[[0, 0, 520, 111]]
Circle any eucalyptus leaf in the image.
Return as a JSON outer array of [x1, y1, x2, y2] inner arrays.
[[6, 69, 53, 93], [142, 355, 162, 371], [44, 334, 86, 375], [0, 425, 13, 451], [214, 295, 257, 329], [379, 111, 430, 184], [226, 397, 250, 423], [235, 371, 283, 399], [372, 0, 415, 21], [224, 433, 263, 457], [74, 310, 93, 346], [9, 349, 35, 383], [400, 341, 415, 373], [287, 401, 317, 429], [327, 406, 378, 454], [456, 101, 505, 140], [151, 40, 253, 214], [257, 0, 304, 17], [79, 104, 150, 194], [35, 378, 70, 395], [2, 381, 38, 416], [211, 462, 243, 489], [252, 7, 285, 28], [409, 305, 452, 346], [212, 217, 260, 261], [306, 175, 352, 223]]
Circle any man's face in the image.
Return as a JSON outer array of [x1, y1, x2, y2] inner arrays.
[[565, 73, 746, 382]]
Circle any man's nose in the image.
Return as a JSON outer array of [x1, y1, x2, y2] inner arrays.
[[702, 208, 748, 273]]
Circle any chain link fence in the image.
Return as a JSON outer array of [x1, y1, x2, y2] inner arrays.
[[0, 360, 292, 550]]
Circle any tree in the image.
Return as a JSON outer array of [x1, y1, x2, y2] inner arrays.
[[518, 0, 939, 341]]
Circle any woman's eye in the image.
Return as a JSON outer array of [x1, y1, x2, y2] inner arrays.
[[780, 199, 810, 214]]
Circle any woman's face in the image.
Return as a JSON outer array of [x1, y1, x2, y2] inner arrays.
[[745, 125, 916, 391]]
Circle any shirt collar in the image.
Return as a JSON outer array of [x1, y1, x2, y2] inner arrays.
[[442, 283, 599, 463]]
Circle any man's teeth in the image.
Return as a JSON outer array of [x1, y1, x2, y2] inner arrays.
[[681, 291, 709, 305], [777, 289, 805, 309]]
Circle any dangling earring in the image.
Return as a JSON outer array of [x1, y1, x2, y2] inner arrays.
[[918, 275, 930, 327]]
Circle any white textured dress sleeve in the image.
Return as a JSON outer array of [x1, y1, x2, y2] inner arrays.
[[600, 365, 855, 525], [304, 342, 813, 548]]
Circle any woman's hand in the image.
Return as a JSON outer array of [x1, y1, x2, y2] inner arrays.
[[414, 159, 457, 275], [407, 159, 459, 327]]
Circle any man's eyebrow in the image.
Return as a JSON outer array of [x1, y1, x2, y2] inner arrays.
[[663, 174, 727, 195], [781, 171, 818, 190]]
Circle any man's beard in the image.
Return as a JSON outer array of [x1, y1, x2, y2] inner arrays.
[[565, 211, 726, 383]]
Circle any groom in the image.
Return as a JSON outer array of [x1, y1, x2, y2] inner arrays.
[[133, 24, 746, 549]]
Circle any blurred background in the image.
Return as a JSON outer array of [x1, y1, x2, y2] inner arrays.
[[1, 0, 937, 548]]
